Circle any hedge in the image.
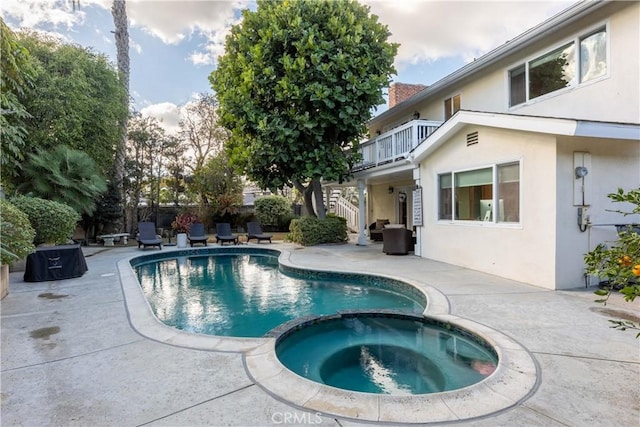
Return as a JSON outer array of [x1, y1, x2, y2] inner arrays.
[[11, 196, 80, 245], [0, 199, 36, 265], [288, 215, 348, 246]]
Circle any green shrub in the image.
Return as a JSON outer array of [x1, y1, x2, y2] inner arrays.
[[254, 195, 291, 229], [11, 196, 80, 245], [0, 199, 36, 265], [289, 215, 347, 246]]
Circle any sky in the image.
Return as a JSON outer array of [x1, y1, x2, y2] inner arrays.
[[1, 0, 575, 134]]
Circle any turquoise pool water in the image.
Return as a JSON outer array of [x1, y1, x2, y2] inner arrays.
[[133, 252, 425, 337], [276, 314, 498, 394]]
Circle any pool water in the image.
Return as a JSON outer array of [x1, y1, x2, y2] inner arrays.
[[276, 315, 498, 394], [134, 254, 424, 337]]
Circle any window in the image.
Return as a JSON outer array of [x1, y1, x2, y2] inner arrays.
[[580, 29, 606, 82], [529, 43, 575, 100], [508, 27, 606, 107], [454, 168, 493, 221], [444, 94, 460, 120], [438, 174, 452, 220], [509, 65, 526, 107], [497, 163, 520, 222], [438, 162, 520, 223]]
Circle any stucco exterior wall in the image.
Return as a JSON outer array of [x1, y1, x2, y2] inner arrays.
[[418, 126, 559, 289], [554, 137, 640, 289], [512, 2, 640, 123], [368, 183, 398, 226], [370, 2, 639, 129]]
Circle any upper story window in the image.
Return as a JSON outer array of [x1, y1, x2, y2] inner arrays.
[[509, 27, 607, 107], [444, 94, 460, 120]]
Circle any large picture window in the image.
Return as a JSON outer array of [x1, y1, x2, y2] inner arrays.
[[509, 27, 606, 107], [438, 162, 520, 223]]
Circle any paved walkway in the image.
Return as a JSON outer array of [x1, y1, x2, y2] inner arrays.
[[1, 242, 638, 426]]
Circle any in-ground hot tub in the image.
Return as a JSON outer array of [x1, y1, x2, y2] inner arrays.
[[246, 311, 539, 424], [275, 312, 498, 395]]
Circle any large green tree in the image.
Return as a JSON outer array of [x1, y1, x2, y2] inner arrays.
[[15, 31, 127, 178], [210, 0, 397, 217], [0, 19, 35, 189]]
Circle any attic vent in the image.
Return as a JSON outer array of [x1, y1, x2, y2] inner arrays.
[[466, 131, 479, 146]]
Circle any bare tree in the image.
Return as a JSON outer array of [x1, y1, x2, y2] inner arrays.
[[179, 93, 229, 205]]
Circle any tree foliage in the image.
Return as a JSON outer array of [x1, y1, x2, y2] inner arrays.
[[254, 195, 291, 228], [191, 152, 244, 218], [0, 19, 35, 187], [584, 187, 640, 337], [179, 92, 228, 205], [13, 31, 127, 179], [0, 199, 35, 266], [11, 196, 80, 245], [18, 145, 107, 216], [210, 0, 397, 217]]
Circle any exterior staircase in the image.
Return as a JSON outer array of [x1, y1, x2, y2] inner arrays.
[[327, 189, 359, 233]]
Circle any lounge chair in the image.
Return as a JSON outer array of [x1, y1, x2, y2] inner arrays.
[[137, 222, 163, 250], [188, 223, 208, 247], [246, 222, 272, 244], [215, 223, 238, 245]]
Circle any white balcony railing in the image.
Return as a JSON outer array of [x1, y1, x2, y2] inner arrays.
[[354, 119, 442, 170]]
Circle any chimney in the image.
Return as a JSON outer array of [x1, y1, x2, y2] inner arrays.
[[388, 83, 427, 109]]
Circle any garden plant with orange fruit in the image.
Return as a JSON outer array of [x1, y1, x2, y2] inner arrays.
[[584, 187, 640, 337]]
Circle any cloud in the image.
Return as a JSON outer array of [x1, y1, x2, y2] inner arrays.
[[140, 101, 181, 135], [366, 0, 574, 70], [127, 0, 246, 44]]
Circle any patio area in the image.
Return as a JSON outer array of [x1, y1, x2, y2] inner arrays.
[[1, 240, 638, 426]]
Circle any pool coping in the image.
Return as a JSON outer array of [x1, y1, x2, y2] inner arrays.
[[117, 245, 539, 424]]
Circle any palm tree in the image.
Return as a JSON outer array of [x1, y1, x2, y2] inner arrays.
[[17, 145, 107, 216], [111, 0, 130, 232]]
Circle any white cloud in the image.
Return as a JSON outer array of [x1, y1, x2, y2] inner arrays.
[[366, 0, 574, 70], [127, 0, 247, 43], [140, 101, 181, 135]]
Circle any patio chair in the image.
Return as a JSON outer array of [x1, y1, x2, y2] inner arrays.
[[188, 223, 208, 247], [382, 227, 413, 255], [246, 222, 272, 244], [215, 223, 238, 245], [137, 222, 163, 250], [369, 219, 389, 241]]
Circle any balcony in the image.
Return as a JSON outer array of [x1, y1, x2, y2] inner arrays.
[[353, 119, 442, 171]]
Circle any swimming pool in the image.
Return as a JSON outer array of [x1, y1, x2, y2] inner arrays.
[[121, 246, 538, 423], [131, 248, 426, 337]]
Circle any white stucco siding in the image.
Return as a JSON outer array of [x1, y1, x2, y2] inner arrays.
[[509, 2, 639, 123], [554, 137, 640, 289], [418, 126, 559, 289]]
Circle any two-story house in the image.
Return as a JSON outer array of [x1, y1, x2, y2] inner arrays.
[[325, 0, 640, 290]]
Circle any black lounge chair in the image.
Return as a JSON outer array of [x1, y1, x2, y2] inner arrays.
[[215, 223, 238, 245], [246, 222, 272, 243], [137, 222, 163, 250], [188, 223, 208, 247]]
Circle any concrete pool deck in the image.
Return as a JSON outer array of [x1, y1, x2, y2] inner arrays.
[[1, 241, 639, 426]]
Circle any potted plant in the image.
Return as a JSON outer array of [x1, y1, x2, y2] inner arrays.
[[0, 199, 36, 299], [172, 213, 198, 248]]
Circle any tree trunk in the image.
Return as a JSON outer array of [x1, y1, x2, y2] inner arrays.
[[112, 0, 129, 232], [311, 178, 326, 219], [292, 179, 315, 217]]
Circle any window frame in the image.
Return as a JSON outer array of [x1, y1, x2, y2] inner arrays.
[[437, 159, 522, 226], [507, 23, 608, 108], [444, 94, 461, 120]]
